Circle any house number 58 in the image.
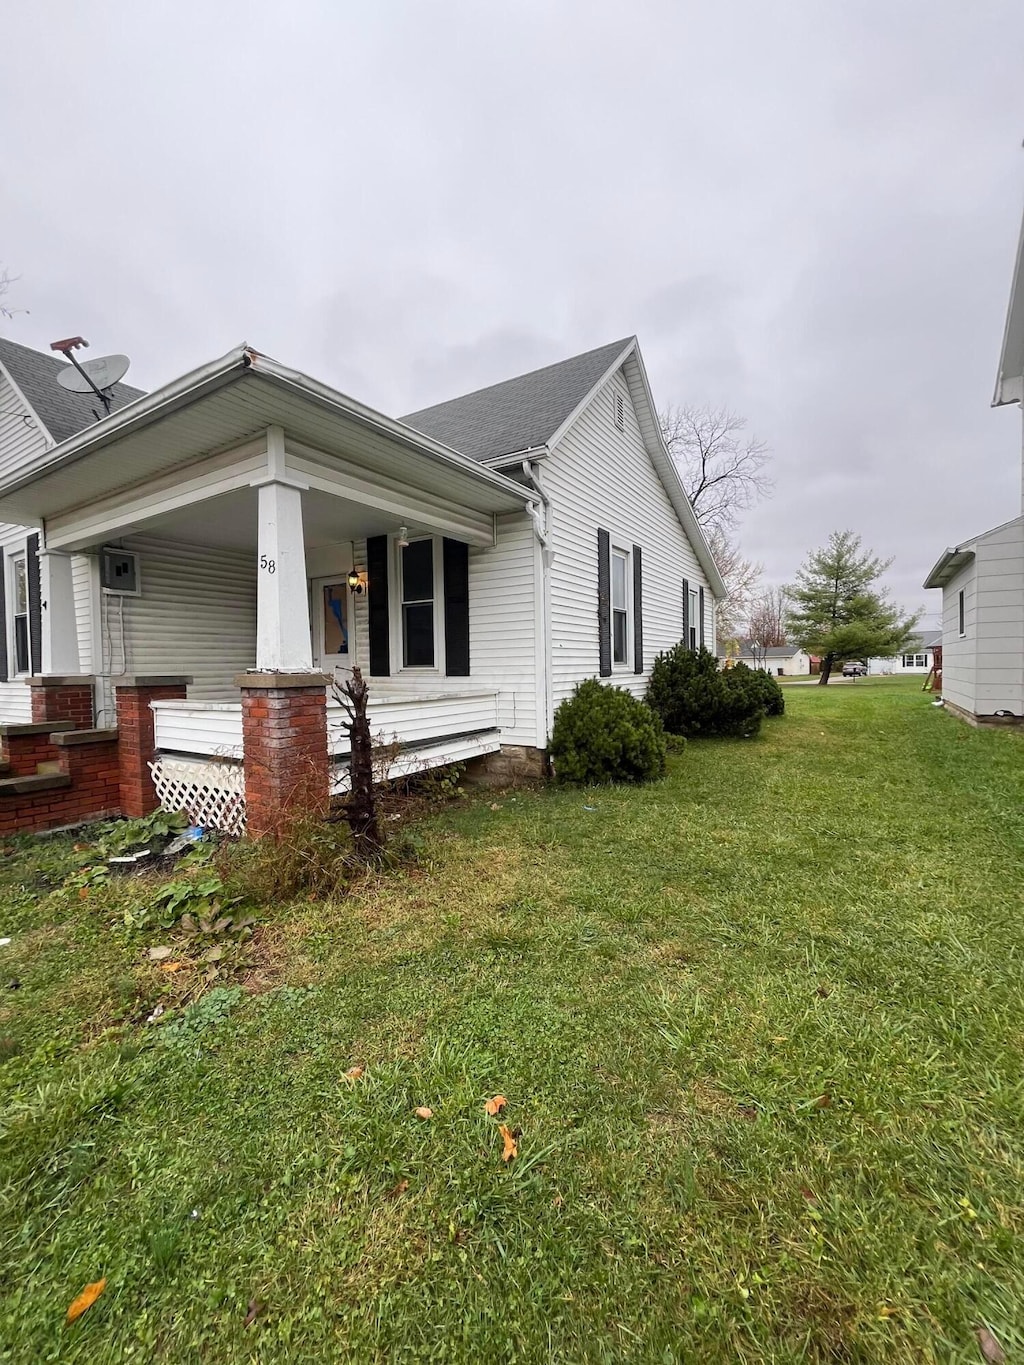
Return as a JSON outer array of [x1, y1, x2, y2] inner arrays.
[[260, 555, 276, 574]]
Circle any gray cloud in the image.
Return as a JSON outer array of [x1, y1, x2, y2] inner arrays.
[[3, 0, 1023, 627]]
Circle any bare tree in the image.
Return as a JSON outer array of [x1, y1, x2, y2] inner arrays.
[[706, 526, 761, 647], [748, 587, 787, 650], [661, 404, 772, 537], [0, 267, 27, 320], [660, 404, 771, 648]]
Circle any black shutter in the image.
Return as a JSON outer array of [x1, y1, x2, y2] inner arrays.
[[0, 551, 7, 682], [443, 537, 470, 676], [26, 533, 41, 676], [632, 544, 643, 674], [597, 528, 612, 677], [681, 577, 690, 646], [699, 586, 706, 650], [366, 535, 390, 676]]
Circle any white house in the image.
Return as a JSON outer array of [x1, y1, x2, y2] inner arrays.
[[727, 643, 810, 676], [924, 200, 1024, 725], [867, 630, 942, 676], [0, 334, 724, 833]]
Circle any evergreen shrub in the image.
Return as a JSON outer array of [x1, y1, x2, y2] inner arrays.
[[646, 645, 764, 739], [730, 661, 785, 716], [550, 678, 667, 785]]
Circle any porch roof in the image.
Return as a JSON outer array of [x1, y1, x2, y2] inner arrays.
[[0, 344, 534, 528]]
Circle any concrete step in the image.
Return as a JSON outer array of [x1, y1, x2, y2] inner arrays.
[[0, 772, 72, 797]]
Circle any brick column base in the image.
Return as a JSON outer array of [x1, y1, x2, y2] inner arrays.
[[28, 676, 95, 728], [115, 675, 192, 818], [236, 672, 330, 838]]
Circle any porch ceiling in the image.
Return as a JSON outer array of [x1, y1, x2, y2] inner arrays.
[[120, 486, 434, 553], [0, 348, 533, 528]]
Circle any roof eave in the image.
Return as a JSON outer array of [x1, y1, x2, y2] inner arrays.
[[0, 344, 534, 513], [993, 203, 1024, 406], [923, 547, 975, 590]]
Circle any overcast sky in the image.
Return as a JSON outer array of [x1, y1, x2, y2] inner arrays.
[[3, 1, 1023, 622]]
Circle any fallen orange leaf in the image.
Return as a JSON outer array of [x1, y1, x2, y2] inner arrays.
[[344, 1066, 365, 1080], [415, 1106, 433, 1120], [160, 962, 184, 973], [484, 1095, 507, 1116], [498, 1123, 517, 1162], [67, 1278, 106, 1323], [78, 887, 89, 900]]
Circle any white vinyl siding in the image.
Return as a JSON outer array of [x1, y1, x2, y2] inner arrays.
[[350, 511, 539, 747], [940, 516, 1024, 718], [95, 536, 258, 711], [543, 366, 714, 707], [0, 368, 49, 484]]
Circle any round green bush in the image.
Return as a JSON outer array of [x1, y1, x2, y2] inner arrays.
[[550, 678, 667, 785], [729, 661, 785, 716], [647, 645, 763, 738]]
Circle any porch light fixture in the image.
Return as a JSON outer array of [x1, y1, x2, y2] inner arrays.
[[347, 569, 366, 595], [397, 525, 410, 549]]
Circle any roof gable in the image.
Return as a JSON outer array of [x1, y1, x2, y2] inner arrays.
[[0, 336, 145, 443], [399, 338, 633, 463]]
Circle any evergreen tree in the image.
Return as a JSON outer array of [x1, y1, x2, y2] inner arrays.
[[786, 531, 918, 685]]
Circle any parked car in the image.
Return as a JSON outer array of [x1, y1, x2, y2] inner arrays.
[[842, 661, 868, 677]]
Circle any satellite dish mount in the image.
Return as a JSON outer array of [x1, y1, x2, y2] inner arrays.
[[50, 336, 130, 418]]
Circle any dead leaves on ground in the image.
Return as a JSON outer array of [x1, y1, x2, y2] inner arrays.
[[483, 1095, 507, 1116], [243, 1298, 265, 1328], [415, 1106, 433, 1120], [498, 1123, 518, 1162], [66, 1278, 106, 1323]]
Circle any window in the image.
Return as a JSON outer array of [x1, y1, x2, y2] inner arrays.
[[902, 653, 927, 668], [958, 589, 965, 638], [688, 588, 699, 650], [611, 547, 629, 664], [613, 392, 624, 430], [401, 539, 435, 667], [10, 553, 29, 675]]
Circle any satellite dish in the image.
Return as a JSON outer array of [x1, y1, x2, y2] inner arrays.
[[57, 353, 130, 394]]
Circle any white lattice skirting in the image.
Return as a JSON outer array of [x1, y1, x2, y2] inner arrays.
[[149, 757, 247, 835]]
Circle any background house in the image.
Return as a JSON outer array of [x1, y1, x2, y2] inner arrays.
[[868, 629, 942, 675], [726, 642, 810, 676], [924, 200, 1024, 724]]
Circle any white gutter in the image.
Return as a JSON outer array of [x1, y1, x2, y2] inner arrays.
[[522, 458, 555, 745], [923, 546, 975, 590]]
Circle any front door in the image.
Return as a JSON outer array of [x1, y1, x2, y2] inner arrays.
[[311, 576, 354, 675]]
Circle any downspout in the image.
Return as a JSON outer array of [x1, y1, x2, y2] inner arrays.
[[522, 458, 555, 747]]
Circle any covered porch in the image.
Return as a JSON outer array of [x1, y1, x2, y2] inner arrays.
[[0, 346, 538, 833]]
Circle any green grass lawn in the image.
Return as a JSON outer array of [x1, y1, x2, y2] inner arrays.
[[2, 679, 1024, 1362]]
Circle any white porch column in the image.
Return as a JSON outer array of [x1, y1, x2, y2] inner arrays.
[[256, 480, 314, 671], [39, 550, 82, 675]]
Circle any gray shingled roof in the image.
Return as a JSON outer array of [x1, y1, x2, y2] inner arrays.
[[737, 643, 803, 658], [0, 335, 145, 443], [399, 337, 634, 463]]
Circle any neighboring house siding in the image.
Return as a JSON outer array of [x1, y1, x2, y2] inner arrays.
[[972, 517, 1024, 714], [941, 561, 977, 716], [349, 512, 540, 748], [0, 368, 50, 485], [542, 367, 713, 707], [99, 536, 257, 705]]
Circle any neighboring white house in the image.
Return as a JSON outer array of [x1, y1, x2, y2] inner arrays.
[[868, 630, 942, 676], [0, 334, 724, 815], [924, 201, 1024, 724], [727, 643, 811, 676]]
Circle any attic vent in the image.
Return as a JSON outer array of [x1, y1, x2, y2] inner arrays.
[[613, 392, 625, 430]]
